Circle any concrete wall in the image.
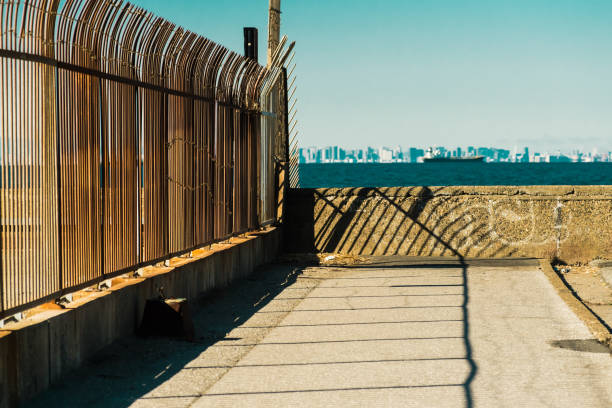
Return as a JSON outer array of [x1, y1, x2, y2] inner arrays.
[[286, 187, 612, 262], [0, 228, 281, 408]]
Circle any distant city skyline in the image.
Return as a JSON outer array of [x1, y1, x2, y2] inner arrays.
[[299, 145, 612, 164], [134, 1, 612, 152]]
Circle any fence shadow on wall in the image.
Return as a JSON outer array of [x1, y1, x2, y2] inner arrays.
[[286, 187, 517, 258], [286, 187, 481, 407]]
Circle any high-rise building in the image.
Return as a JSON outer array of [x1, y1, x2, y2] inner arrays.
[[409, 147, 424, 163], [355, 149, 363, 162], [522, 147, 530, 163], [298, 148, 307, 163], [367, 147, 378, 162], [477, 147, 495, 160], [379, 147, 393, 163], [495, 149, 510, 162]]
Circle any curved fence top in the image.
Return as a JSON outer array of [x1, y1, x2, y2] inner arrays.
[[0, 0, 267, 108], [0, 0, 284, 319]]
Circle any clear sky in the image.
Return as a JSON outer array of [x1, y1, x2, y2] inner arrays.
[[133, 0, 612, 153]]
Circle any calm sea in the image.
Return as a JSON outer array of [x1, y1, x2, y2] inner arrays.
[[299, 162, 612, 188]]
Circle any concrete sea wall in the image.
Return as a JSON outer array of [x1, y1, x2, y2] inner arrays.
[[0, 228, 281, 408], [286, 186, 612, 262]]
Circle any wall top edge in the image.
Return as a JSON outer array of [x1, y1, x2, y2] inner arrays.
[[289, 186, 612, 198]]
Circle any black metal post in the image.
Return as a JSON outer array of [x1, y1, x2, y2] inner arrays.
[[243, 27, 258, 62]]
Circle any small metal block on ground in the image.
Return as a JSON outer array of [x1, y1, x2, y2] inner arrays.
[[137, 298, 195, 341]]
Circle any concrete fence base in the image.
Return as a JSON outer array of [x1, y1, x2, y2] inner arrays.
[[0, 228, 281, 408], [286, 186, 612, 263]]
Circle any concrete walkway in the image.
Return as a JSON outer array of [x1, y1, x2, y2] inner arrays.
[[27, 261, 612, 407]]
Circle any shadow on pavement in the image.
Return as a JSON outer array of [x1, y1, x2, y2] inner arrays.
[[24, 264, 305, 408], [549, 339, 611, 354], [27, 259, 480, 408]]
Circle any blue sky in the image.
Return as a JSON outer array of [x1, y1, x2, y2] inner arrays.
[[133, 1, 612, 153]]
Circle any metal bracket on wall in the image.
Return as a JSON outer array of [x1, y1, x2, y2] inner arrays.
[[0, 312, 23, 329], [55, 294, 73, 307], [97, 279, 113, 290], [182, 251, 194, 258]]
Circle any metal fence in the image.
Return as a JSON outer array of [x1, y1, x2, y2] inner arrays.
[[0, 0, 284, 319], [285, 49, 300, 189]]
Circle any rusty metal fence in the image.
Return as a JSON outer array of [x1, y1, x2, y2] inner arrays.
[[0, 0, 284, 319]]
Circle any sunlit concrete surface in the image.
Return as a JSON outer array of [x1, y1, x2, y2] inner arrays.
[[26, 261, 612, 408]]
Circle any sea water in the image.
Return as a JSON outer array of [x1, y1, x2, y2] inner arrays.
[[299, 162, 612, 188]]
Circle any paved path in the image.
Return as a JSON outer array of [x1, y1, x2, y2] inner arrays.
[[27, 262, 612, 407]]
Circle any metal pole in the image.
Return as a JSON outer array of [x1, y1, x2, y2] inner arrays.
[[267, 0, 281, 67]]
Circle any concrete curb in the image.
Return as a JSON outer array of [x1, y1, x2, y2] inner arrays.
[[0, 227, 282, 408], [539, 259, 612, 350]]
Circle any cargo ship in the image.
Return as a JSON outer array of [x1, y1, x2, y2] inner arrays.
[[423, 147, 484, 162]]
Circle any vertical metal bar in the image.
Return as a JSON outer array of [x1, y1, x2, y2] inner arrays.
[[8, 53, 13, 308], [0, 54, 7, 311], [0, 55, 5, 313], [163, 91, 168, 255], [54, 65, 62, 293], [17, 54, 24, 307], [135, 84, 140, 264], [99, 76, 105, 280]]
